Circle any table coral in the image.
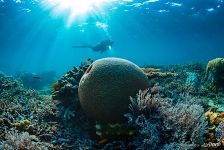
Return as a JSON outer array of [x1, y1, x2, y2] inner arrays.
[[142, 67, 177, 79]]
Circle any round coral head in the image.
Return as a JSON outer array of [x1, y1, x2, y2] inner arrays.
[[78, 57, 149, 123]]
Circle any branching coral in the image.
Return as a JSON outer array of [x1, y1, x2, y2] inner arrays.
[[216, 120, 224, 144], [164, 103, 207, 145], [161, 142, 196, 150], [0, 77, 56, 141], [1, 60, 222, 149], [51, 62, 90, 121], [129, 89, 171, 117], [126, 89, 207, 150], [0, 75, 95, 150], [0, 130, 53, 150]]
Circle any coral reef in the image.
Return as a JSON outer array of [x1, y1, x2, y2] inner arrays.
[[142, 63, 214, 97], [78, 57, 149, 123], [0, 76, 94, 149], [125, 89, 207, 150], [13, 119, 35, 134], [205, 98, 224, 143], [1, 59, 224, 150], [97, 89, 208, 150], [142, 64, 203, 96], [216, 120, 224, 144], [142, 67, 177, 79], [205, 58, 224, 92], [185, 72, 201, 92], [51, 62, 90, 122]]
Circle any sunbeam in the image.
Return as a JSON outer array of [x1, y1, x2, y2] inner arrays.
[[42, 0, 113, 27]]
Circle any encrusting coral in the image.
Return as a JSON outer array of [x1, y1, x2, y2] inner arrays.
[[13, 119, 35, 134], [205, 108, 224, 143], [78, 57, 149, 123]]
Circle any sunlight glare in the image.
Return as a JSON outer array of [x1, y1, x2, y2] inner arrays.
[[44, 0, 111, 27]]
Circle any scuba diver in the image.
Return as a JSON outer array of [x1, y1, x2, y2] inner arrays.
[[72, 39, 114, 53]]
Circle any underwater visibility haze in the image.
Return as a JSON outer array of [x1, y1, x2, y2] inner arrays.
[[0, 0, 224, 74], [1, 0, 224, 150]]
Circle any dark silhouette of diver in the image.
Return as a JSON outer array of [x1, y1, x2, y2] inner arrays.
[[72, 39, 114, 53]]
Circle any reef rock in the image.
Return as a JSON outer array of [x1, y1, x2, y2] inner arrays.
[[78, 57, 149, 123]]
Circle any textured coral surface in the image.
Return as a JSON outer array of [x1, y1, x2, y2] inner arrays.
[[78, 58, 149, 123]]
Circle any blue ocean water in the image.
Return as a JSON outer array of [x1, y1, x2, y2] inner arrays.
[[0, 0, 224, 75]]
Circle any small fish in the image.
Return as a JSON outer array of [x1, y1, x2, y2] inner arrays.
[[98, 138, 108, 145], [86, 58, 94, 63], [86, 57, 91, 62], [33, 76, 41, 79]]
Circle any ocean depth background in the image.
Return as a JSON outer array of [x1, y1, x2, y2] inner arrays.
[[0, 0, 224, 75]]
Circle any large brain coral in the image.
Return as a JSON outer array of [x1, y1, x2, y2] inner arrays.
[[205, 58, 224, 92], [78, 57, 149, 123]]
